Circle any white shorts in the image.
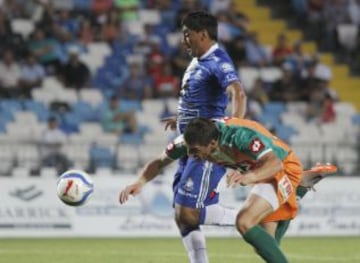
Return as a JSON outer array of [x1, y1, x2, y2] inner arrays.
[[251, 183, 279, 211]]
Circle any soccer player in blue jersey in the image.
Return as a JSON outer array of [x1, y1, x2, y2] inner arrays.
[[121, 11, 246, 263]]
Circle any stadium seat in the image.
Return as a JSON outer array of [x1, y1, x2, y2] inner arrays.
[[259, 67, 283, 83], [138, 9, 161, 25], [11, 19, 34, 38], [238, 67, 260, 92], [337, 24, 358, 51], [79, 89, 104, 107], [89, 144, 115, 169], [13, 112, 39, 125]]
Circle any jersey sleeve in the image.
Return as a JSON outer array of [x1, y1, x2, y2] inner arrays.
[[233, 128, 274, 160], [213, 59, 240, 90], [165, 135, 187, 160]]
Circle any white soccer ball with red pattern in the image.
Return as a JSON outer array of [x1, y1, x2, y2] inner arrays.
[[57, 170, 94, 206]]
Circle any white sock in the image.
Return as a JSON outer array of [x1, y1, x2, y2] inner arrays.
[[202, 204, 238, 226], [182, 230, 209, 263]]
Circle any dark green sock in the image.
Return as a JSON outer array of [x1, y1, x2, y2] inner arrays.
[[296, 185, 308, 198], [243, 225, 289, 263], [275, 220, 291, 244]]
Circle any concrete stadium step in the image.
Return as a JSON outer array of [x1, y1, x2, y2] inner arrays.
[[238, 2, 359, 112]]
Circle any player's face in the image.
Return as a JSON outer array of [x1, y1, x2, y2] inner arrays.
[[186, 140, 217, 161], [181, 26, 202, 58]]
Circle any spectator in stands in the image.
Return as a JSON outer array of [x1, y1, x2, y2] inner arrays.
[[249, 77, 269, 106], [272, 33, 292, 66], [19, 52, 46, 97], [146, 36, 166, 80], [245, 31, 270, 67], [55, 10, 79, 37], [305, 63, 337, 123], [269, 62, 299, 102], [297, 59, 319, 102], [321, 93, 336, 123], [101, 9, 121, 43], [0, 49, 22, 98], [78, 18, 96, 45], [40, 116, 72, 175], [154, 60, 179, 98], [60, 47, 90, 90], [171, 42, 192, 78], [322, 0, 351, 51], [102, 95, 138, 135], [114, 0, 139, 21], [225, 35, 247, 67], [287, 40, 311, 78], [117, 61, 153, 100], [27, 28, 61, 74], [348, 0, 360, 26]]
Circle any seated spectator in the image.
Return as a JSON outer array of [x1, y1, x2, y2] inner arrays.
[[269, 62, 299, 102], [171, 42, 192, 78], [272, 33, 292, 66], [249, 77, 269, 106], [27, 28, 61, 74], [102, 95, 138, 135], [0, 49, 22, 98], [40, 117, 72, 175], [114, 0, 139, 21], [19, 52, 46, 97], [101, 9, 122, 43], [225, 35, 247, 67], [60, 47, 90, 90], [78, 18, 96, 45], [321, 93, 336, 123], [154, 61, 179, 98], [117, 61, 153, 100], [245, 32, 270, 67]]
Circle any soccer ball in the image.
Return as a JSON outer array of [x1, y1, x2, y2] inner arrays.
[[57, 170, 94, 206]]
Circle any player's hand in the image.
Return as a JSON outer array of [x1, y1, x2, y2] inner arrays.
[[119, 183, 143, 204], [161, 116, 177, 131], [226, 170, 252, 187]]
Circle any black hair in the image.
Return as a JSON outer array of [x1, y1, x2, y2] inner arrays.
[[184, 117, 219, 146], [181, 11, 218, 41]]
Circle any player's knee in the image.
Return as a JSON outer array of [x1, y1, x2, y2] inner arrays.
[[236, 210, 256, 235]]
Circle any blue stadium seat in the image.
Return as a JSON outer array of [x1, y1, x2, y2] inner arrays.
[[23, 100, 50, 122], [89, 144, 115, 168], [274, 124, 297, 143], [263, 102, 286, 115], [73, 0, 91, 10], [120, 132, 144, 145], [120, 99, 142, 112], [0, 99, 23, 113], [352, 114, 360, 125], [60, 112, 81, 133], [72, 101, 97, 122]]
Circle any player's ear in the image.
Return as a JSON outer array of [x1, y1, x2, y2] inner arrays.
[[201, 30, 208, 40]]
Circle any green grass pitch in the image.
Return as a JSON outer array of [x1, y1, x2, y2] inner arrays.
[[1, 237, 360, 263]]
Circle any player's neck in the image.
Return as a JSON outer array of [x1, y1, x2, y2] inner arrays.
[[198, 41, 217, 59]]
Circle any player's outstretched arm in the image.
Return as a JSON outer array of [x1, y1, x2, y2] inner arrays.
[[227, 81, 247, 119], [227, 152, 282, 187], [119, 153, 174, 204]]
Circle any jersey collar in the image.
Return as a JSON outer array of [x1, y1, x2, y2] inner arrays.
[[199, 43, 219, 60]]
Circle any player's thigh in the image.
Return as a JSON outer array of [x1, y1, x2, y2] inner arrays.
[[174, 157, 225, 209], [237, 184, 278, 230], [239, 193, 274, 224], [260, 221, 278, 238], [174, 204, 201, 227]]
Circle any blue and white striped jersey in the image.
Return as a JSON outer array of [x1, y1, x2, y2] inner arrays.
[[177, 44, 240, 133]]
